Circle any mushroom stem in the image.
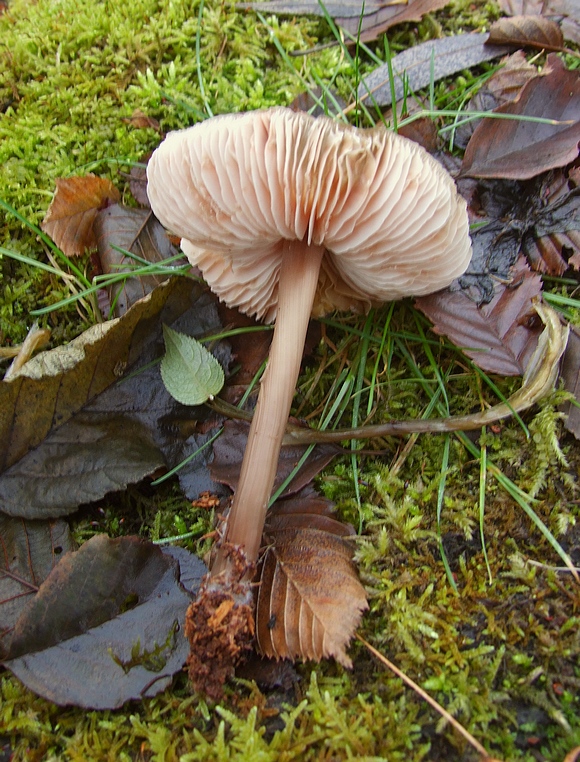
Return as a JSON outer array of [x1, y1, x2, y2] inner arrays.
[[211, 241, 325, 578]]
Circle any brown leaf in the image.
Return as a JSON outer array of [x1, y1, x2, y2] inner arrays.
[[94, 204, 184, 318], [487, 15, 564, 50], [498, 0, 580, 44], [460, 56, 580, 180], [416, 258, 543, 376], [237, 0, 450, 43], [121, 109, 161, 132], [0, 516, 73, 656], [255, 500, 367, 666], [2, 536, 206, 708], [41, 174, 120, 256], [559, 325, 580, 438], [357, 33, 510, 109], [452, 51, 540, 150], [210, 419, 342, 497]]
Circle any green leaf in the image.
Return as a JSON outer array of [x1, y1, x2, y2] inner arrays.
[[161, 324, 224, 406]]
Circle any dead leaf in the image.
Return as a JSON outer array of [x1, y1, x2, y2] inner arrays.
[[238, 0, 451, 43], [452, 51, 540, 150], [460, 55, 580, 180], [416, 258, 543, 375], [94, 204, 184, 318], [41, 174, 120, 256], [487, 15, 565, 50], [210, 419, 342, 497], [2, 535, 206, 708], [255, 498, 367, 667], [357, 33, 510, 109], [498, 0, 580, 45], [122, 109, 161, 132], [559, 325, 580, 438], [0, 279, 233, 517], [0, 516, 74, 656]]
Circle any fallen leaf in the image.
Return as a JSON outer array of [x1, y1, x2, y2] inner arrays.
[[2, 535, 206, 709], [416, 258, 543, 375], [122, 109, 161, 132], [559, 325, 580, 438], [210, 419, 342, 497], [41, 174, 120, 256], [255, 497, 367, 666], [460, 55, 580, 180], [357, 33, 510, 109], [487, 15, 564, 50], [161, 325, 225, 406], [498, 0, 580, 44], [0, 278, 233, 517], [0, 278, 189, 474], [452, 51, 540, 151], [238, 0, 451, 43], [94, 203, 184, 318], [0, 516, 74, 656]]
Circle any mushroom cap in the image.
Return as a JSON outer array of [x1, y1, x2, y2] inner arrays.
[[147, 107, 471, 323]]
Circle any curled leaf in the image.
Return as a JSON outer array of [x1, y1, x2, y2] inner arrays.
[[255, 499, 367, 667], [41, 174, 120, 256]]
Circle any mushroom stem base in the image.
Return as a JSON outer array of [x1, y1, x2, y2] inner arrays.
[[211, 241, 325, 577]]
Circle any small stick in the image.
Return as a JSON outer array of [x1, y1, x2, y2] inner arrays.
[[356, 633, 504, 762]]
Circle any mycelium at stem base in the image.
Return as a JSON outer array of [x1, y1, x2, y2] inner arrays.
[[210, 241, 326, 580]]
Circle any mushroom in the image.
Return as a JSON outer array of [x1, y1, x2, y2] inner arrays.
[[147, 107, 472, 579]]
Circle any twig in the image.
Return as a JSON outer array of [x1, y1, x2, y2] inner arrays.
[[356, 634, 504, 762]]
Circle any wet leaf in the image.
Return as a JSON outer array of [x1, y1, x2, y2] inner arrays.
[[0, 516, 74, 656], [237, 0, 450, 42], [416, 258, 543, 375], [452, 51, 540, 150], [559, 325, 580, 439], [40, 174, 120, 256], [210, 419, 342, 497], [0, 278, 231, 518], [161, 325, 225, 406], [255, 498, 367, 667], [357, 33, 510, 108], [94, 204, 183, 318], [460, 56, 580, 180], [2, 535, 206, 709], [487, 15, 564, 49]]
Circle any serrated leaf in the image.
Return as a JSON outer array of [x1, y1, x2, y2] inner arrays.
[[161, 325, 224, 406], [255, 497, 367, 668]]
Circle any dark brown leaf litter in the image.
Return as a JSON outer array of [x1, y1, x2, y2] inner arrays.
[[460, 55, 580, 180], [2, 535, 206, 709]]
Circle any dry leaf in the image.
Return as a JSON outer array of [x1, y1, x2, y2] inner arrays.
[[487, 15, 564, 50], [416, 258, 543, 376], [41, 174, 120, 256], [255, 500, 367, 667], [498, 0, 580, 44], [460, 55, 580, 180]]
